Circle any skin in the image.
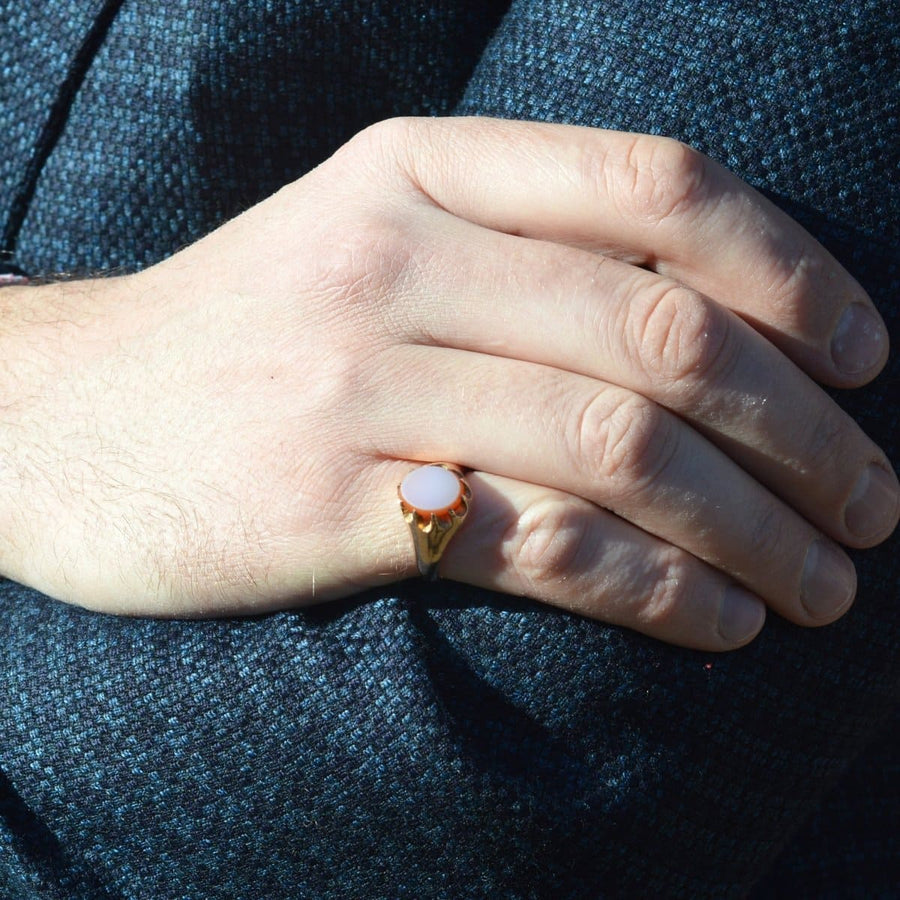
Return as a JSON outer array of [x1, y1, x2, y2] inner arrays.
[[0, 117, 897, 650]]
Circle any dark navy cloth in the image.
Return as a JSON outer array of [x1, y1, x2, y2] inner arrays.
[[1, 1, 897, 897]]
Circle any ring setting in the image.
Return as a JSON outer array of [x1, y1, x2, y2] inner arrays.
[[398, 464, 471, 580]]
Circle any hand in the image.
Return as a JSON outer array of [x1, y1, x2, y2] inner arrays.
[[0, 117, 896, 650]]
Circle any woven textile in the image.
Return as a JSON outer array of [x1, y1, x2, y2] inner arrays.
[[1, 1, 897, 897]]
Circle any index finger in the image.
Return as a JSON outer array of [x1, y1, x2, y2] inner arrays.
[[358, 116, 888, 387]]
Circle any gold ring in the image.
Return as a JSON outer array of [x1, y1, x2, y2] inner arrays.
[[398, 463, 471, 580]]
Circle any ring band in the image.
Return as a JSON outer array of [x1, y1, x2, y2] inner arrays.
[[398, 463, 471, 580]]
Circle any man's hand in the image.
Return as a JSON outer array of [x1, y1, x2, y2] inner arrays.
[[1, 117, 896, 650]]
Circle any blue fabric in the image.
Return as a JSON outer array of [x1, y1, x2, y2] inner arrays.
[[0, 0, 115, 260], [5, 0, 507, 274], [1, 1, 897, 897]]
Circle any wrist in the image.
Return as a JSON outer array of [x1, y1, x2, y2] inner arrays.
[[0, 276, 128, 593]]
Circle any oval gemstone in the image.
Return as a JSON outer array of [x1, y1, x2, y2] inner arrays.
[[400, 465, 461, 512]]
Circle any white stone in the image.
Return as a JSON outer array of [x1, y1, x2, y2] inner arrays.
[[400, 465, 461, 512]]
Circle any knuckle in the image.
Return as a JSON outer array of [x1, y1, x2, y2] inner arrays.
[[510, 498, 595, 588], [576, 390, 678, 490], [337, 116, 420, 173], [794, 410, 850, 479], [340, 117, 456, 199], [745, 502, 792, 563], [762, 239, 823, 319], [634, 283, 733, 388], [637, 551, 696, 629], [615, 134, 710, 225], [305, 211, 421, 307]]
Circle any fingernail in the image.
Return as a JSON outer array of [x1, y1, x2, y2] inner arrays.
[[800, 540, 856, 620], [844, 464, 900, 541], [831, 304, 887, 376], [718, 586, 766, 644]]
